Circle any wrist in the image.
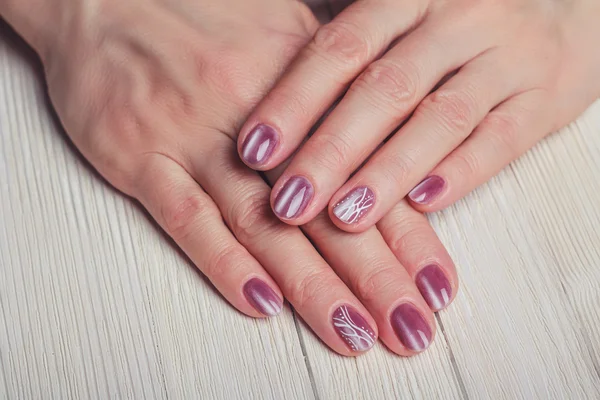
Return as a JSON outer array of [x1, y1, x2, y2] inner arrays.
[[1, 0, 63, 57], [0, 0, 112, 63]]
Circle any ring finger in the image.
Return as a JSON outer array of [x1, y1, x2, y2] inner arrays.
[[329, 47, 533, 231]]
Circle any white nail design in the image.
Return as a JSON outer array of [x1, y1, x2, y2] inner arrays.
[[333, 306, 375, 352], [333, 187, 374, 224]]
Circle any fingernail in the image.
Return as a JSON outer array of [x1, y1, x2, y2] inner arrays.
[[415, 264, 452, 311], [332, 186, 375, 224], [390, 303, 432, 352], [241, 124, 279, 167], [273, 176, 314, 220], [332, 305, 376, 352], [408, 176, 445, 205], [243, 278, 283, 316]]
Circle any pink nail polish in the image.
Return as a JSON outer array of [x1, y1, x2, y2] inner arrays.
[[408, 176, 445, 205], [332, 305, 376, 352], [243, 278, 283, 316], [415, 265, 452, 311], [390, 303, 432, 352], [241, 124, 279, 167], [332, 186, 375, 224], [273, 176, 314, 220]]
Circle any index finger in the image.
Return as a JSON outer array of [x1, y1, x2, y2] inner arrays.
[[237, 0, 428, 170]]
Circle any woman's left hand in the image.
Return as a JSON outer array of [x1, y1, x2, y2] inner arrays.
[[238, 0, 600, 231]]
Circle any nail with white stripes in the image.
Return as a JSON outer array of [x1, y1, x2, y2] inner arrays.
[[416, 264, 452, 311], [332, 305, 376, 352], [273, 176, 314, 220], [241, 124, 279, 167], [332, 186, 375, 224], [390, 304, 432, 352], [243, 278, 283, 317]]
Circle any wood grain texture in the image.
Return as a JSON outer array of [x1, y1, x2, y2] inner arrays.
[[2, 1, 600, 398]]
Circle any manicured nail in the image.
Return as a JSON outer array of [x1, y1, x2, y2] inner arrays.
[[241, 124, 279, 167], [415, 264, 452, 311], [332, 305, 376, 352], [390, 303, 432, 352], [273, 176, 314, 220], [332, 186, 375, 224], [243, 278, 283, 316], [408, 176, 445, 205]]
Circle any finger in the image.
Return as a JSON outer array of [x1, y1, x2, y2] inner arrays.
[[328, 48, 531, 232], [134, 153, 283, 318], [300, 211, 436, 355], [377, 200, 458, 312], [408, 89, 550, 212], [237, 0, 428, 170], [269, 16, 497, 226], [192, 136, 378, 356]]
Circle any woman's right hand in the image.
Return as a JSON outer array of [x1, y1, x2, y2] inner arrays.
[[1, 0, 457, 356]]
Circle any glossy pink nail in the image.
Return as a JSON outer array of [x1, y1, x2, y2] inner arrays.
[[332, 186, 375, 224], [332, 305, 376, 352], [415, 265, 452, 311], [241, 124, 279, 167], [243, 278, 283, 316], [408, 176, 445, 205], [390, 303, 432, 352], [273, 176, 314, 220]]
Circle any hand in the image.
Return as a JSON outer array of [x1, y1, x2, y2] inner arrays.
[[237, 0, 600, 231], [3, 0, 457, 355]]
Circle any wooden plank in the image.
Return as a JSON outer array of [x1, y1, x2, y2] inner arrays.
[[427, 104, 600, 398]]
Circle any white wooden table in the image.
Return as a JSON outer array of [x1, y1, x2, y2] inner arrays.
[[2, 3, 600, 398]]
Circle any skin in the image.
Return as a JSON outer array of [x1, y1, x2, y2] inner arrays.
[[0, 0, 458, 356], [238, 0, 600, 232]]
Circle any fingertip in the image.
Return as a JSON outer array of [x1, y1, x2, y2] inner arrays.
[[414, 264, 455, 312], [270, 175, 316, 224], [238, 123, 281, 170], [407, 174, 456, 213], [243, 277, 284, 317], [390, 302, 436, 355], [328, 186, 380, 233], [331, 303, 378, 355]]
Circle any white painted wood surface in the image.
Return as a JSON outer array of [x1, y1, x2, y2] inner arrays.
[[2, 3, 600, 398]]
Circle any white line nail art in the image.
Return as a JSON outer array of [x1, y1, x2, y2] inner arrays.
[[333, 306, 375, 352], [333, 187, 374, 224]]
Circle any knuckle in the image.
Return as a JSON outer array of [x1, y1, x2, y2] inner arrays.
[[452, 149, 481, 179], [483, 113, 522, 159], [205, 50, 255, 109], [265, 86, 312, 123], [387, 224, 429, 259], [311, 21, 370, 68], [308, 133, 354, 173], [228, 190, 274, 244], [418, 90, 475, 134], [352, 60, 419, 113], [377, 152, 416, 189], [354, 264, 399, 302], [205, 246, 247, 282], [284, 269, 333, 310], [161, 193, 216, 242]]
